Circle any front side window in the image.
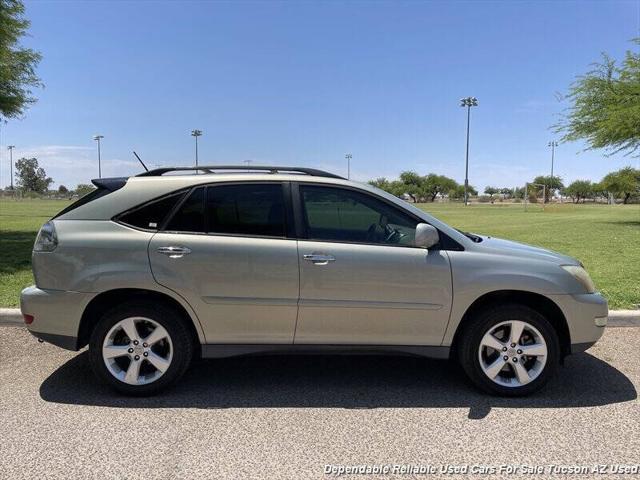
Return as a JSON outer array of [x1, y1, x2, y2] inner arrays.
[[206, 184, 285, 237], [300, 185, 418, 246]]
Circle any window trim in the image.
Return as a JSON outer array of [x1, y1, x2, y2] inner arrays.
[[160, 180, 293, 240], [293, 182, 463, 251]]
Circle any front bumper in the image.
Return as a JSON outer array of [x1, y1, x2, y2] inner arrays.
[[547, 292, 608, 353], [20, 286, 96, 351]]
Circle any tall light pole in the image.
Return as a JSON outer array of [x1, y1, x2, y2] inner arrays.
[[345, 153, 352, 179], [191, 129, 202, 170], [548, 140, 558, 201], [460, 97, 478, 206], [548, 140, 558, 180], [93, 135, 104, 178], [7, 145, 14, 190], [0, 118, 6, 189]]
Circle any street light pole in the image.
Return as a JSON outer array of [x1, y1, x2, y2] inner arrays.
[[7, 145, 14, 189], [191, 129, 203, 171], [548, 140, 558, 180], [548, 140, 558, 202], [345, 153, 352, 179], [0, 118, 6, 189], [460, 97, 478, 206], [93, 135, 104, 178]]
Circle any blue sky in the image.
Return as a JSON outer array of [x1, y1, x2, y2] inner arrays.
[[1, 0, 638, 190]]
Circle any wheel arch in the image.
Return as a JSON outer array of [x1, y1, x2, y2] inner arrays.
[[449, 290, 571, 359], [77, 288, 203, 353]]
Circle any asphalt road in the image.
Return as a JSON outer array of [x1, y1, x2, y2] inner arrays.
[[0, 327, 638, 480]]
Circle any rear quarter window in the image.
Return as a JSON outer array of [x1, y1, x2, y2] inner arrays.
[[118, 191, 186, 230]]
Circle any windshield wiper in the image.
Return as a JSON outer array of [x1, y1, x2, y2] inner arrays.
[[456, 229, 483, 243]]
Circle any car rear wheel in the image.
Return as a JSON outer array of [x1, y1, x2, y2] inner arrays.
[[458, 304, 560, 396], [89, 302, 194, 395]]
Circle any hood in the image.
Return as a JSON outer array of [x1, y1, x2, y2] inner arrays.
[[472, 235, 580, 266]]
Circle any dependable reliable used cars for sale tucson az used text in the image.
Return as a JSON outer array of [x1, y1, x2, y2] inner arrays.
[[20, 165, 608, 396]]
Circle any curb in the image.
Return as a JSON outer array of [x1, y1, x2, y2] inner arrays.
[[0, 308, 23, 327], [1, 308, 639, 327]]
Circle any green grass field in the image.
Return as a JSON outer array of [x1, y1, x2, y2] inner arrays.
[[1, 198, 638, 309]]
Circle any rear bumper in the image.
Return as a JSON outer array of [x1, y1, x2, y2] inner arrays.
[[547, 292, 608, 353], [20, 286, 95, 351]]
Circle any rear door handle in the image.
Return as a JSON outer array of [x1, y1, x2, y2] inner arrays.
[[157, 246, 191, 258], [303, 254, 335, 265]]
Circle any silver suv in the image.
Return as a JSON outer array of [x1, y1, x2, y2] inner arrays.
[[21, 166, 608, 396]]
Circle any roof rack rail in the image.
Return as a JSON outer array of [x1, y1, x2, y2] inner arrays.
[[136, 165, 345, 179]]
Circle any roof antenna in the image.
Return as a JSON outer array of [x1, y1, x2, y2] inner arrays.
[[133, 151, 149, 172]]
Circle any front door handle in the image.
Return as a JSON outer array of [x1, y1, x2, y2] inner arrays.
[[157, 246, 192, 258], [303, 254, 335, 265]]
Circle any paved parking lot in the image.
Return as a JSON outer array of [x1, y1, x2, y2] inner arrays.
[[0, 327, 638, 479]]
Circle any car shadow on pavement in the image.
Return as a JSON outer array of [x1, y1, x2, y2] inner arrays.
[[39, 351, 636, 419]]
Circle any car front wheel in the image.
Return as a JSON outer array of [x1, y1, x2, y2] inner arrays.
[[458, 304, 560, 396]]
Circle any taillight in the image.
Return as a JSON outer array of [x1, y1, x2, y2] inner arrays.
[[23, 314, 34, 325], [34, 221, 58, 252]]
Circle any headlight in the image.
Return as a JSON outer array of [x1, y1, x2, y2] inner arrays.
[[34, 221, 58, 252], [561, 265, 596, 293]]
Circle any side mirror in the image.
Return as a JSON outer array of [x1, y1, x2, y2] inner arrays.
[[414, 223, 439, 249]]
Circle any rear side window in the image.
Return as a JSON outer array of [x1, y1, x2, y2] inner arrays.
[[165, 187, 206, 233], [119, 191, 186, 230], [206, 184, 285, 237]]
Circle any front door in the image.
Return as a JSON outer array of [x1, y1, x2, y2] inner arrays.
[[294, 184, 452, 345], [149, 183, 299, 344]]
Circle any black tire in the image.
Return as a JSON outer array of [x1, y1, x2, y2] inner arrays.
[[457, 304, 560, 396], [88, 301, 194, 396]]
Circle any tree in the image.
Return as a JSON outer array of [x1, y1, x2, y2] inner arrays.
[[499, 187, 512, 199], [564, 180, 594, 203], [368, 177, 390, 190], [398, 171, 424, 202], [14, 157, 51, 193], [57, 185, 68, 194], [532, 175, 564, 202], [0, 0, 43, 118], [555, 39, 640, 157], [368, 177, 406, 198], [600, 166, 640, 204], [449, 184, 477, 200], [423, 174, 458, 202], [592, 181, 609, 200], [75, 184, 95, 197], [513, 186, 525, 199], [484, 186, 499, 199]]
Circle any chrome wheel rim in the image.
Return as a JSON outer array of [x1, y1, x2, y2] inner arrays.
[[478, 320, 547, 388], [102, 317, 173, 386]]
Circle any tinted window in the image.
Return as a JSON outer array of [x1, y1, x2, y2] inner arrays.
[[300, 185, 418, 245], [206, 184, 285, 237], [165, 187, 205, 232], [119, 191, 185, 230]]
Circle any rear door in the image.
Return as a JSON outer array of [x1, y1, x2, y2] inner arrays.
[[148, 182, 299, 344], [293, 184, 453, 346]]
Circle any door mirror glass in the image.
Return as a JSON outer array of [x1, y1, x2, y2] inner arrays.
[[414, 223, 439, 249]]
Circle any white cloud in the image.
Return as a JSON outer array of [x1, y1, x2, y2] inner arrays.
[[0, 145, 140, 188]]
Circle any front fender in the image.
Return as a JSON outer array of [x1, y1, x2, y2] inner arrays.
[[441, 251, 579, 346]]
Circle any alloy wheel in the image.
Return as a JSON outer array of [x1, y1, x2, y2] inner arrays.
[[102, 317, 173, 385], [477, 320, 548, 388]]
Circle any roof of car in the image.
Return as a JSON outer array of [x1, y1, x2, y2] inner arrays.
[[135, 165, 345, 179]]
